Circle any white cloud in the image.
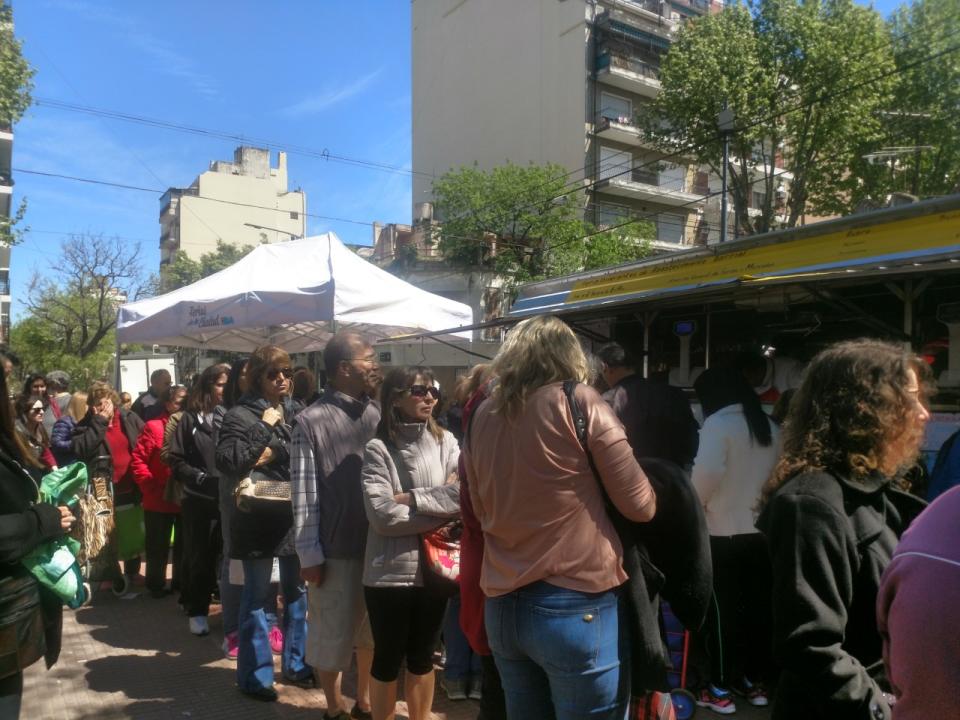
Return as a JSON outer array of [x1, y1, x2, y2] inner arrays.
[[280, 67, 384, 118]]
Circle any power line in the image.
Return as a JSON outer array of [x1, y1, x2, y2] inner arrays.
[[13, 167, 399, 229]]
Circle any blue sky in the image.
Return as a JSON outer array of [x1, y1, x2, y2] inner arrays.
[[9, 0, 904, 319]]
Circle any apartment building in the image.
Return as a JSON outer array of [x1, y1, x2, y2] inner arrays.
[[159, 146, 306, 270], [412, 0, 724, 249], [0, 121, 12, 343]]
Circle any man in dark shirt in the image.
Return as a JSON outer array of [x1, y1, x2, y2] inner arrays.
[[131, 369, 172, 422], [598, 343, 699, 469]]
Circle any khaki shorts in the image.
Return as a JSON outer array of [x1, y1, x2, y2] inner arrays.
[[306, 557, 374, 672]]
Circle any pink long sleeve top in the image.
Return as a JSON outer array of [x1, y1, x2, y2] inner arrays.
[[464, 382, 656, 598]]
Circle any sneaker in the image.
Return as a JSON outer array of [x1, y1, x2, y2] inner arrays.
[[222, 631, 239, 660], [350, 704, 373, 719], [282, 667, 315, 688], [269, 626, 283, 656], [443, 677, 468, 701], [731, 677, 769, 707], [467, 679, 482, 701], [189, 616, 210, 636], [111, 574, 130, 597], [697, 684, 737, 715]]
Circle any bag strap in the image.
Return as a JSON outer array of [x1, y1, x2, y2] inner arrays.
[[564, 381, 615, 509]]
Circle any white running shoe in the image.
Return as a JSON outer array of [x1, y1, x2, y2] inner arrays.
[[189, 616, 210, 636]]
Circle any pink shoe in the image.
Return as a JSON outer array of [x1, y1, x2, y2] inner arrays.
[[269, 626, 283, 656], [222, 631, 239, 661]]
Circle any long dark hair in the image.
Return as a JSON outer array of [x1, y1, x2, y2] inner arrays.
[[761, 339, 931, 507], [223, 358, 248, 408], [21, 373, 47, 401], [694, 367, 772, 447], [189, 363, 231, 413], [376, 366, 443, 447], [1, 368, 39, 466]]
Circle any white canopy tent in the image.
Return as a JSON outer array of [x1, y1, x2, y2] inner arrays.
[[117, 233, 473, 352]]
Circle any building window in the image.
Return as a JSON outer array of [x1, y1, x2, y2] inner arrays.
[[289, 211, 299, 220], [657, 213, 685, 244], [752, 191, 766, 208], [599, 146, 632, 181], [0, 270, 8, 297], [599, 92, 632, 123], [597, 203, 627, 227]]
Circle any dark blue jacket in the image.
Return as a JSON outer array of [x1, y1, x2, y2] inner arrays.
[[50, 416, 78, 467]]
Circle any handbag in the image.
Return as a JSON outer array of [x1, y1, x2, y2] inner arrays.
[[420, 521, 462, 596], [235, 470, 291, 514], [0, 574, 46, 680]]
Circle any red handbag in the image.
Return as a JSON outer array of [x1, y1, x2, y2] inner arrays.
[[420, 521, 461, 595]]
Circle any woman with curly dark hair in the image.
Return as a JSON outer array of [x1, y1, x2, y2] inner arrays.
[[756, 339, 931, 720]]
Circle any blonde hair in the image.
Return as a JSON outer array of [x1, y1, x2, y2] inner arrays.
[[491, 315, 589, 418], [66, 391, 88, 421]]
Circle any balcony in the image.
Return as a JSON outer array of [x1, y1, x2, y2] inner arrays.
[[594, 115, 661, 150], [597, 4, 676, 40], [596, 52, 662, 97], [595, 167, 705, 207]]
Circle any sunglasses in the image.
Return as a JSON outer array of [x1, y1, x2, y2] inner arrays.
[[30, 405, 44, 413], [408, 384, 439, 399], [266, 367, 293, 381]]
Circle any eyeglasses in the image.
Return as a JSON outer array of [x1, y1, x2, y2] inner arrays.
[[266, 367, 293, 380], [408, 385, 439, 399], [350, 355, 378, 365]]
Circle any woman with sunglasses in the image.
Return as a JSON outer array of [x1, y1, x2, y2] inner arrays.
[[14, 395, 57, 476], [215, 346, 311, 701], [361, 367, 460, 720]]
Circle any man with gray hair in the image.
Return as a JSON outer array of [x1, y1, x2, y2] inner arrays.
[[292, 332, 382, 719], [43, 370, 72, 435]]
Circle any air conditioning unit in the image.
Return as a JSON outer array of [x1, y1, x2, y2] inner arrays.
[[415, 202, 434, 222]]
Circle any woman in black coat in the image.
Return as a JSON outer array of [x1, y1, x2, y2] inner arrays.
[[215, 345, 311, 701], [757, 340, 930, 720], [0, 367, 74, 718]]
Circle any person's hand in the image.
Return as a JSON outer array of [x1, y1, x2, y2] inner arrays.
[[58, 505, 76, 531], [255, 447, 275, 466], [96, 398, 114, 421], [445, 472, 459, 485], [394, 492, 412, 506], [301, 564, 325, 586], [261, 406, 282, 426]]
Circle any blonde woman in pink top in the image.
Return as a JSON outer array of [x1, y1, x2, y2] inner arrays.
[[463, 315, 657, 720]]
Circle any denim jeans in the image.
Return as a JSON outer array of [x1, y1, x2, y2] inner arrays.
[[443, 594, 482, 681], [485, 581, 628, 720], [237, 554, 309, 691]]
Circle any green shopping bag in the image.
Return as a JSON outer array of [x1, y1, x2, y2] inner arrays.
[[114, 503, 145, 561]]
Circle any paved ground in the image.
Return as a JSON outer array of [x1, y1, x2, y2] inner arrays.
[[21, 578, 771, 719]]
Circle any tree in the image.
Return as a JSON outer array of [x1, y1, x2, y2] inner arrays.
[[884, 0, 960, 198], [431, 163, 654, 285], [11, 234, 151, 385], [646, 0, 895, 233], [0, 3, 35, 246], [161, 239, 255, 290]]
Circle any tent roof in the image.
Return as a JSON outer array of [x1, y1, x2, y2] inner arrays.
[[117, 233, 473, 352]]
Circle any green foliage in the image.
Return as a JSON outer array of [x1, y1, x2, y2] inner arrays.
[[11, 234, 149, 383], [161, 240, 254, 290], [885, 0, 960, 197], [0, 3, 34, 126], [0, 197, 27, 246], [647, 0, 895, 230], [432, 163, 653, 284]]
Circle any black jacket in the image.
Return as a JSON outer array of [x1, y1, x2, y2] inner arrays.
[[615, 457, 712, 692], [71, 410, 144, 501], [0, 445, 65, 670], [215, 394, 296, 559], [167, 411, 218, 503], [757, 470, 926, 720], [603, 375, 699, 468]]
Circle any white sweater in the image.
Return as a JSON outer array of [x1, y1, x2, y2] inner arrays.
[[691, 404, 781, 537]]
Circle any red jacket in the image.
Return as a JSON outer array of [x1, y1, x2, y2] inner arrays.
[[131, 412, 180, 513], [458, 384, 491, 655]]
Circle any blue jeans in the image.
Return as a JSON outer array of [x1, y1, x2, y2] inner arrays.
[[444, 594, 482, 681], [485, 581, 629, 720], [237, 555, 309, 691]]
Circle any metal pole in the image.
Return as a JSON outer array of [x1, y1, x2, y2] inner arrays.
[[717, 105, 735, 244]]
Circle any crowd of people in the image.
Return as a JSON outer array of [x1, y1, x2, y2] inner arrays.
[[0, 319, 957, 720]]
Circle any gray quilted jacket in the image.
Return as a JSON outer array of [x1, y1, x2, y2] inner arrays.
[[361, 423, 460, 587]]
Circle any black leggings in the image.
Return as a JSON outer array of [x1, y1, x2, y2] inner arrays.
[[364, 584, 448, 682]]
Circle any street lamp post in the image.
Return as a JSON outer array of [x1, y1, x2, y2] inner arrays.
[[242, 222, 301, 240], [717, 104, 736, 243]]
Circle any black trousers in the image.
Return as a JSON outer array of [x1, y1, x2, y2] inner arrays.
[[364, 584, 448, 682], [702, 533, 774, 687], [144, 510, 182, 594], [0, 670, 23, 719], [180, 496, 221, 617]]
